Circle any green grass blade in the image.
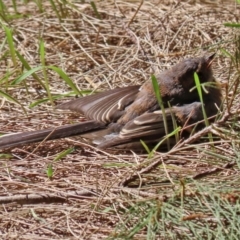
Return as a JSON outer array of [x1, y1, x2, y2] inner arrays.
[[46, 163, 54, 178], [224, 23, 240, 28], [90, 1, 102, 19], [194, 72, 213, 142], [4, 25, 17, 67], [151, 75, 170, 150], [0, 0, 9, 22], [194, 72, 209, 126], [0, 89, 27, 115], [140, 140, 151, 154], [0, 153, 12, 159], [54, 147, 75, 161], [0, 90, 19, 104], [29, 94, 70, 108], [34, 0, 43, 13], [149, 127, 181, 158], [48, 66, 82, 95], [167, 101, 180, 143], [16, 51, 47, 91], [11, 0, 17, 13], [10, 64, 81, 106], [0, 69, 16, 85], [49, 0, 62, 22], [11, 66, 44, 85], [29, 98, 51, 108]]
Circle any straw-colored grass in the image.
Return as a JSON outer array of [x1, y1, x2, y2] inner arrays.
[[0, 0, 240, 238]]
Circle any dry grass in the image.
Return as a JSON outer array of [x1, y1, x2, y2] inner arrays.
[[0, 0, 240, 239]]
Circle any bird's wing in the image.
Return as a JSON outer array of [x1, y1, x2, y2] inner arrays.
[[97, 109, 179, 149], [97, 102, 205, 149], [57, 86, 140, 123], [119, 110, 176, 138]]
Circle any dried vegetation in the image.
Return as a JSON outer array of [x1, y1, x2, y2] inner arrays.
[[0, 0, 240, 239]]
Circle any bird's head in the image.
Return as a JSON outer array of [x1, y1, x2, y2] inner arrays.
[[195, 53, 215, 83], [177, 53, 215, 90]]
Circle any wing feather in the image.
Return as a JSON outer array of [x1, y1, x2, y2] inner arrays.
[[57, 86, 140, 123], [119, 110, 175, 139], [98, 110, 178, 148]]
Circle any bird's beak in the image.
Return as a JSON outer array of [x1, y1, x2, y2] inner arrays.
[[206, 53, 216, 68]]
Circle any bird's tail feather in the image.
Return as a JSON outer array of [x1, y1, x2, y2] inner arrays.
[[0, 121, 105, 149]]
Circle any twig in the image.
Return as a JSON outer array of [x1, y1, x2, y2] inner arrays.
[[192, 161, 235, 179], [0, 190, 98, 205], [120, 125, 213, 186]]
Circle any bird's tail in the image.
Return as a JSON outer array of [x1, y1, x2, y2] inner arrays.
[[0, 121, 105, 149]]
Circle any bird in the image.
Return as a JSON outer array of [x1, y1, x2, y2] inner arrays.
[[0, 53, 222, 151]]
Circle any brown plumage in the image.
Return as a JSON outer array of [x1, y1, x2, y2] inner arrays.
[[0, 54, 222, 150]]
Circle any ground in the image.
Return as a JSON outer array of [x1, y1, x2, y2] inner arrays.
[[0, 0, 240, 239]]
